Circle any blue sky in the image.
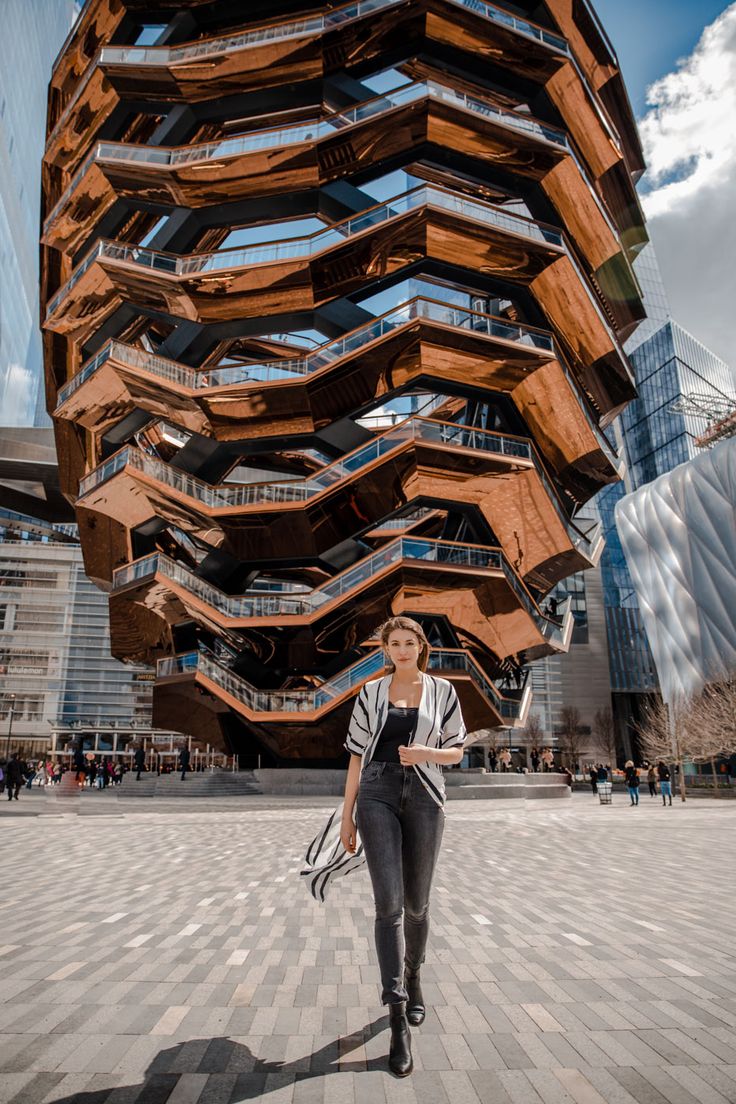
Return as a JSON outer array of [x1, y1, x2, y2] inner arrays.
[[595, 0, 728, 113]]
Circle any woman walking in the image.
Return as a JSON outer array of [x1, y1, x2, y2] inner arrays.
[[646, 764, 657, 798], [625, 760, 640, 805], [340, 616, 467, 1077]]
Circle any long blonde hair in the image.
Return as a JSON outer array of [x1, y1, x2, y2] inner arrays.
[[378, 616, 430, 672]]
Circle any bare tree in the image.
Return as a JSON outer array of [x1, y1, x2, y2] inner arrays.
[[558, 706, 582, 772], [523, 713, 544, 748], [635, 697, 686, 800], [593, 706, 616, 773], [682, 680, 736, 794]]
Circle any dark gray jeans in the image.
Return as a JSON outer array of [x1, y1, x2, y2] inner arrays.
[[356, 761, 444, 1004]]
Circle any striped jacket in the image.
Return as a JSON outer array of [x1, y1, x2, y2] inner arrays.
[[301, 672, 467, 900], [344, 671, 468, 808]]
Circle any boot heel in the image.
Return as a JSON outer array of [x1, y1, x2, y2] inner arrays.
[[388, 1002, 413, 1077]]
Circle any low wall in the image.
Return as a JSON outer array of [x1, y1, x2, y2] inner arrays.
[[254, 768, 570, 799]]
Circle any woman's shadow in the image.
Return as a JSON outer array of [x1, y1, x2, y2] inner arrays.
[[36, 1016, 389, 1103]]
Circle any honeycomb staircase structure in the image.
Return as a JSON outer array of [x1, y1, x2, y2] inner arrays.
[[42, 0, 647, 764]]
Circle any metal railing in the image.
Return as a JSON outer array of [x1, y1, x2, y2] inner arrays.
[[77, 410, 597, 563], [44, 78, 569, 234], [49, 0, 567, 154], [113, 538, 505, 617], [78, 415, 533, 504], [56, 295, 554, 407], [113, 536, 568, 658], [99, 0, 567, 67], [156, 642, 530, 718], [46, 184, 564, 318]]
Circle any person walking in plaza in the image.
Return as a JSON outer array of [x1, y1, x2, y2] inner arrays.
[[646, 763, 657, 798], [625, 760, 640, 805], [5, 754, 23, 801], [488, 747, 497, 773], [499, 747, 512, 772], [339, 616, 467, 1078], [589, 765, 598, 795], [530, 747, 540, 773], [657, 760, 673, 806], [134, 746, 146, 781], [179, 746, 191, 781]]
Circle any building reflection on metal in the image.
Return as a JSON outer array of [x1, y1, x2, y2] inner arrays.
[[41, 0, 647, 762], [616, 438, 736, 705]]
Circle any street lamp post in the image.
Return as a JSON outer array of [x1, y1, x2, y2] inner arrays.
[[4, 693, 16, 761]]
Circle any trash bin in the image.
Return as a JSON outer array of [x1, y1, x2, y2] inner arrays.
[[597, 781, 613, 804]]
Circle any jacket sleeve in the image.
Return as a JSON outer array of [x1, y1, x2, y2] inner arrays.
[[439, 682, 467, 747], [344, 686, 371, 756]]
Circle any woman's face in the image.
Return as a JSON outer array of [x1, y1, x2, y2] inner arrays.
[[386, 630, 422, 671]]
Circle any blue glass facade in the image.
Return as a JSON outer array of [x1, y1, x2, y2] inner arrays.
[[0, 1, 78, 426], [598, 319, 736, 696]]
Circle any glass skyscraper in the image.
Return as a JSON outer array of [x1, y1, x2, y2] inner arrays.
[[596, 251, 736, 754], [0, 1, 78, 426], [0, 3, 183, 763]]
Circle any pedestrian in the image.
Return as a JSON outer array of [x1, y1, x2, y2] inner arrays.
[[499, 747, 511, 772], [596, 763, 608, 784], [530, 747, 540, 773], [624, 760, 640, 805], [5, 754, 23, 801], [337, 616, 467, 1077], [133, 746, 146, 781], [561, 765, 573, 788], [657, 760, 673, 806], [24, 760, 36, 789], [179, 746, 191, 781], [488, 747, 497, 773], [589, 765, 598, 795], [647, 764, 657, 798]]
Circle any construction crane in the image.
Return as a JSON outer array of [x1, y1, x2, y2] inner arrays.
[[669, 393, 736, 448]]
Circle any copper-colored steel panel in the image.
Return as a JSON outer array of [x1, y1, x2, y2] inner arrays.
[[75, 422, 596, 589], [42, 1, 643, 752]]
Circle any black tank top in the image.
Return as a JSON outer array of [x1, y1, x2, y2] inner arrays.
[[372, 705, 418, 763]]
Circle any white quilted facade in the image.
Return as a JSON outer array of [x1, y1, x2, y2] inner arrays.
[[615, 437, 736, 704]]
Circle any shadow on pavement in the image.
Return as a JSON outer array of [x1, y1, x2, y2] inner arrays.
[[18, 1023, 391, 1103]]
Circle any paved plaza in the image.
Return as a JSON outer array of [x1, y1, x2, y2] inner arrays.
[[1, 791, 735, 1104]]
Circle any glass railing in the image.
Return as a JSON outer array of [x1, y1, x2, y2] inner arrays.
[[76, 410, 595, 563], [44, 78, 569, 233], [538, 595, 574, 648], [156, 640, 525, 717], [46, 184, 564, 318], [56, 296, 554, 407], [78, 415, 533, 504], [49, 0, 570, 170], [112, 537, 506, 618], [113, 533, 568, 661], [99, 0, 566, 68]]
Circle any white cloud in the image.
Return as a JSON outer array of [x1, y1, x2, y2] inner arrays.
[[636, 4, 736, 373], [0, 360, 37, 425]]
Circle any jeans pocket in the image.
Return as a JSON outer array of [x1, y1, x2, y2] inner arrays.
[[361, 761, 383, 783]]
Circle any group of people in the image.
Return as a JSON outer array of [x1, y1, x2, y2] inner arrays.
[[0, 754, 129, 797], [588, 760, 673, 805], [486, 746, 555, 773], [622, 760, 673, 806]]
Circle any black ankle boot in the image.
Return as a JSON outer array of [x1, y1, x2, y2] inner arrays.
[[388, 1001, 413, 1077], [405, 968, 425, 1025]]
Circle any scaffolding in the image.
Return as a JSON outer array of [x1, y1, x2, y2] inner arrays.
[[669, 393, 736, 448]]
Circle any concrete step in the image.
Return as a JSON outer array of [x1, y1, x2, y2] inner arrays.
[[117, 774, 157, 797], [118, 771, 261, 798]]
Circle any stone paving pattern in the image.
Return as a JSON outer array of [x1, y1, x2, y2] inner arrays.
[[1, 790, 735, 1103]]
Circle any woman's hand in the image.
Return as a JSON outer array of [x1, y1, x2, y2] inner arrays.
[[340, 815, 357, 854], [398, 743, 435, 766]]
